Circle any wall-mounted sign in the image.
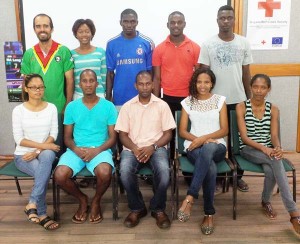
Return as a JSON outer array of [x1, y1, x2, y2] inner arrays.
[[4, 41, 23, 102]]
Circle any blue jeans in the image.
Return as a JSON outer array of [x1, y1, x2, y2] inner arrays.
[[14, 150, 56, 216], [240, 146, 298, 213], [120, 147, 170, 212], [187, 143, 226, 215]]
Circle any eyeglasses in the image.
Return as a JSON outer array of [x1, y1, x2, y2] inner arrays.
[[26, 86, 46, 91]]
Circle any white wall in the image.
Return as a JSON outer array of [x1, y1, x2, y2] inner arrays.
[[22, 0, 227, 50]]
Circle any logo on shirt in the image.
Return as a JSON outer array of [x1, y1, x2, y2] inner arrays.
[[55, 56, 61, 62], [136, 48, 143, 55]]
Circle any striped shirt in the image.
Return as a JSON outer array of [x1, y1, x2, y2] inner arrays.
[[239, 99, 273, 150], [71, 47, 106, 99]]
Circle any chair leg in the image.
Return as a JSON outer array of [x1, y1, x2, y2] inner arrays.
[[293, 170, 296, 202], [112, 172, 118, 220], [52, 177, 58, 221], [14, 177, 22, 195], [170, 164, 175, 220], [232, 169, 237, 220]]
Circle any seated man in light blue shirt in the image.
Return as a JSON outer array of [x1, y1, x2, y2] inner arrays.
[[54, 69, 117, 225]]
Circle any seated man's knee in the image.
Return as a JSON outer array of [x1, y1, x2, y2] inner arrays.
[[54, 165, 72, 185], [95, 163, 112, 181]]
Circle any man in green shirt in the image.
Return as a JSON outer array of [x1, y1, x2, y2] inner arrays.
[[21, 13, 74, 113]]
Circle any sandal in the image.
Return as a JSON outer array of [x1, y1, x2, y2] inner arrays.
[[90, 214, 103, 224], [177, 198, 193, 222], [201, 215, 214, 235], [39, 216, 60, 230], [24, 208, 39, 223], [290, 216, 300, 234], [72, 206, 89, 224], [237, 179, 249, 192], [262, 202, 277, 220]]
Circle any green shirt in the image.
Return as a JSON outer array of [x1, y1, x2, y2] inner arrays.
[[21, 41, 74, 112]]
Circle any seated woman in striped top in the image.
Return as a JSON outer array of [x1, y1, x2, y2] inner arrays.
[[236, 73, 300, 235]]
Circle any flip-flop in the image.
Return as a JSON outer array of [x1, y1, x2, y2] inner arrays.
[[89, 214, 103, 224], [24, 208, 40, 223], [39, 216, 60, 230], [72, 206, 89, 224]]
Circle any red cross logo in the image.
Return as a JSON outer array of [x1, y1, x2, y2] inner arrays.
[[261, 40, 266, 45], [258, 0, 281, 17]]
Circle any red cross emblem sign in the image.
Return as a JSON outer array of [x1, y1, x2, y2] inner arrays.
[[258, 0, 281, 17]]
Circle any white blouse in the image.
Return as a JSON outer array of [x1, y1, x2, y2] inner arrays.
[[181, 94, 226, 151], [12, 102, 58, 155]]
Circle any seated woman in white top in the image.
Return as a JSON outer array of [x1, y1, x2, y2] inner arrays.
[[177, 68, 228, 235], [12, 74, 60, 230]]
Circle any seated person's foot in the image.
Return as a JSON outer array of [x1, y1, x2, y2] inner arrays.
[[177, 196, 193, 222], [124, 208, 147, 228], [39, 216, 60, 230], [201, 215, 214, 235], [237, 179, 249, 192], [89, 199, 103, 224], [290, 216, 300, 234], [72, 195, 89, 224], [79, 178, 92, 188], [151, 211, 171, 229], [24, 203, 39, 223], [261, 201, 277, 220]]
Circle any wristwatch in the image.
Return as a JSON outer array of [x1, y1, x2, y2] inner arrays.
[[153, 144, 159, 151], [35, 150, 41, 155]]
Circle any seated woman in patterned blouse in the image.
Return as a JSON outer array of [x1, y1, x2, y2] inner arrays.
[[177, 68, 228, 235]]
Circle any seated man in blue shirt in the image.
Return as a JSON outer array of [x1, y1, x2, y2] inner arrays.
[[54, 69, 117, 224]]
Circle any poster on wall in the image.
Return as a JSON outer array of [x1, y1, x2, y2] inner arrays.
[[246, 0, 291, 50], [4, 41, 23, 102]]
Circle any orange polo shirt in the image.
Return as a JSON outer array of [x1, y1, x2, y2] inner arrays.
[[152, 35, 200, 97], [115, 94, 176, 150]]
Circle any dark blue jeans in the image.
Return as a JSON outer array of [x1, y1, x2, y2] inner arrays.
[[120, 147, 170, 212], [187, 143, 226, 215]]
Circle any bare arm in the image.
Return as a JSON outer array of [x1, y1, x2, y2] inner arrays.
[[152, 66, 161, 97], [64, 69, 74, 111], [105, 70, 115, 101], [242, 64, 251, 99]]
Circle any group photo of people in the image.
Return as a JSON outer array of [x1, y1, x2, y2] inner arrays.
[[2, 0, 300, 242]]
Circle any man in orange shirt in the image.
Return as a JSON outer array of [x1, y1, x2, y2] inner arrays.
[[152, 11, 200, 158]]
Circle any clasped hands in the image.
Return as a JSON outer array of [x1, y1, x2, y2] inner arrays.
[[262, 146, 283, 160], [187, 137, 219, 151], [75, 147, 98, 162], [23, 142, 60, 161], [133, 146, 155, 163]]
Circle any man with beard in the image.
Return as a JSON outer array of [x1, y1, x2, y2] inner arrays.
[[152, 11, 200, 159], [21, 13, 74, 113]]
